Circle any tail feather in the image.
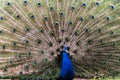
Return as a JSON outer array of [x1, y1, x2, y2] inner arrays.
[[0, 0, 120, 79]]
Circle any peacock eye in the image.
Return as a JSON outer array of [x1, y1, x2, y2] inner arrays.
[[32, 72, 36, 74], [91, 15, 95, 19], [65, 37, 70, 42], [112, 43, 115, 46], [3, 67, 7, 72], [61, 29, 65, 33], [44, 58, 48, 62], [59, 12, 64, 17], [50, 6, 53, 11], [12, 28, 16, 33], [80, 17, 84, 21], [48, 42, 53, 47], [56, 48, 60, 52], [51, 61, 55, 66], [18, 54, 21, 58], [30, 15, 35, 19], [16, 15, 20, 18], [50, 31, 55, 37], [38, 77, 42, 80], [85, 29, 89, 33], [13, 42, 16, 46], [110, 5, 115, 9], [73, 49, 78, 54], [50, 51, 54, 56], [99, 39, 103, 43], [106, 16, 110, 20], [97, 51, 101, 54], [86, 49, 90, 53], [36, 39, 41, 45], [68, 21, 73, 26], [25, 40, 29, 44], [74, 31, 78, 36], [27, 52, 31, 56], [55, 22, 59, 27], [33, 61, 37, 65], [82, 3, 86, 7], [44, 16, 48, 21], [39, 29, 44, 33], [25, 65, 29, 70], [24, 0, 27, 5], [87, 40, 93, 45], [25, 28, 30, 32], [37, 2, 41, 6], [71, 6, 75, 10], [110, 31, 114, 34], [109, 54, 112, 57], [0, 17, 3, 20], [2, 45, 6, 49], [9, 60, 12, 64], [67, 46, 70, 51], [76, 41, 81, 46], [57, 38, 62, 44], [98, 28, 101, 32], [7, 2, 11, 6], [96, 1, 100, 5], [40, 50, 44, 55], [19, 71, 23, 75], [109, 68, 112, 72], [119, 58, 120, 61], [0, 30, 2, 33]]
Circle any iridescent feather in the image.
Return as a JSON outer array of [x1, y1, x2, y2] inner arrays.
[[0, 0, 120, 79]]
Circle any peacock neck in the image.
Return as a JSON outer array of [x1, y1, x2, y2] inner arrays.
[[59, 46, 74, 80]]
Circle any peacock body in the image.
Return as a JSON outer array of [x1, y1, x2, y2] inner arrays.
[[0, 0, 120, 80]]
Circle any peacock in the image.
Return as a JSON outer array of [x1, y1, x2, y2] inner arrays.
[[0, 0, 120, 80]]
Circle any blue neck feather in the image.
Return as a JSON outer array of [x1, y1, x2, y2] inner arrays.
[[59, 46, 74, 80]]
